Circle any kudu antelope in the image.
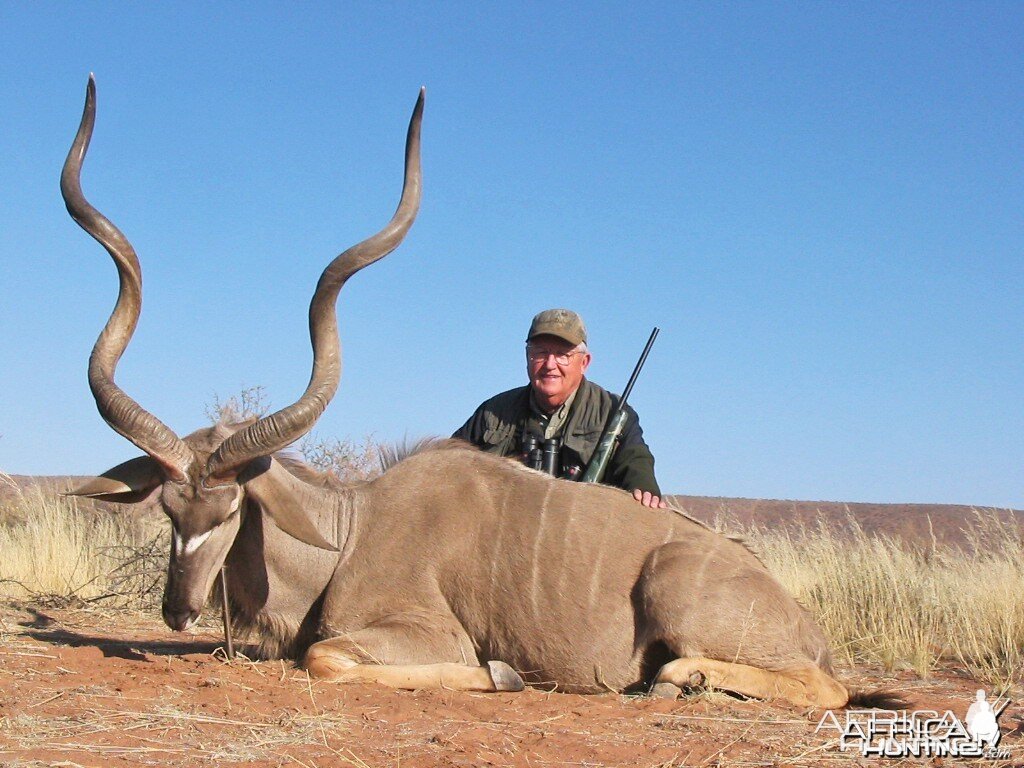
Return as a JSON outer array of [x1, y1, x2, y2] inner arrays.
[[63, 76, 849, 708]]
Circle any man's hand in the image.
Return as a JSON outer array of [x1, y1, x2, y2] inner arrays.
[[632, 489, 668, 509]]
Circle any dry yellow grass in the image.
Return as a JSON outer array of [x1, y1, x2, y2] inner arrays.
[[0, 474, 166, 608], [746, 512, 1024, 688], [2, 472, 1021, 688]]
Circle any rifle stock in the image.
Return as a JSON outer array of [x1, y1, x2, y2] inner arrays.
[[579, 409, 628, 483]]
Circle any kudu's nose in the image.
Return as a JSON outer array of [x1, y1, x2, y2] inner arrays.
[[162, 604, 200, 632]]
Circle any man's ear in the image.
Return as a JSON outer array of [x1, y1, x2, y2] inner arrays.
[[242, 460, 339, 552], [65, 455, 164, 504]]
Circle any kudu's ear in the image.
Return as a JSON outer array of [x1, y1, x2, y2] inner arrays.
[[66, 456, 163, 503], [241, 460, 339, 552]]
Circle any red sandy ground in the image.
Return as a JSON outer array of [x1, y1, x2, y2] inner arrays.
[[0, 602, 1020, 768]]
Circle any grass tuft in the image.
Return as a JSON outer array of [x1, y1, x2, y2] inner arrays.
[[0, 474, 166, 609]]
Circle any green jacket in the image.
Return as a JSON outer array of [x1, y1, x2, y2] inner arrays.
[[453, 378, 661, 495]]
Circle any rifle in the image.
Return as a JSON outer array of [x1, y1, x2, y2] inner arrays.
[[580, 327, 659, 484]]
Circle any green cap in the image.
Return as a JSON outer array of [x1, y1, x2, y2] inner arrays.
[[527, 309, 588, 347]]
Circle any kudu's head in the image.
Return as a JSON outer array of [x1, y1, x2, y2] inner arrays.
[[61, 75, 423, 631]]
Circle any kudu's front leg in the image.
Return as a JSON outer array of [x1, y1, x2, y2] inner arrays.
[[302, 620, 524, 692], [305, 640, 522, 691]]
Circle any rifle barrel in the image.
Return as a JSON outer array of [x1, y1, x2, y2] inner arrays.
[[618, 327, 659, 408]]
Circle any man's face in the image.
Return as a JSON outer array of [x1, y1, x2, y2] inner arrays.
[[526, 334, 591, 412]]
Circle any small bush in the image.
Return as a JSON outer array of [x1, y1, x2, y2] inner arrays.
[[298, 433, 384, 483], [206, 387, 384, 483], [205, 384, 271, 423]]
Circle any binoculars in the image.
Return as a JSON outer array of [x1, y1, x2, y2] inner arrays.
[[520, 433, 561, 476]]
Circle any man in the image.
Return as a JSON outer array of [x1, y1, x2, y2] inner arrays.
[[453, 309, 666, 508]]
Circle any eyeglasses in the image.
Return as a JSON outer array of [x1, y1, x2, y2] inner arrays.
[[526, 346, 585, 366]]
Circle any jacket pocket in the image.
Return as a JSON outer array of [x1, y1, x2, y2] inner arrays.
[[481, 423, 516, 452]]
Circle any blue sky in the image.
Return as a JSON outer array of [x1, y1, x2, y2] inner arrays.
[[1, 2, 1020, 507]]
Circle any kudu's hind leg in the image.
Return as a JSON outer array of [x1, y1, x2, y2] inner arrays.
[[638, 540, 848, 709], [655, 657, 848, 709], [303, 619, 524, 692]]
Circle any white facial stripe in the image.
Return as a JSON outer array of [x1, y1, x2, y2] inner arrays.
[[172, 524, 220, 558], [170, 491, 240, 558], [183, 529, 214, 555]]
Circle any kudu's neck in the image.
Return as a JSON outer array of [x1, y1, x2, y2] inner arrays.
[[224, 458, 356, 659]]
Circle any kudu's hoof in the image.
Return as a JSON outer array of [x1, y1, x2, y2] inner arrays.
[[650, 682, 683, 700], [487, 660, 525, 692]]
